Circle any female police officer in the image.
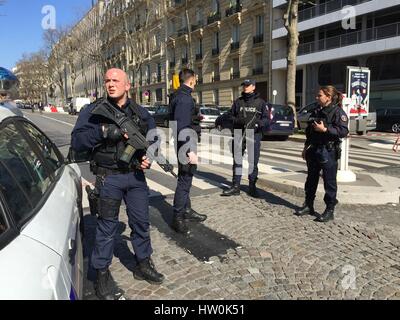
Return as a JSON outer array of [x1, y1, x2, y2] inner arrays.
[[295, 86, 349, 222]]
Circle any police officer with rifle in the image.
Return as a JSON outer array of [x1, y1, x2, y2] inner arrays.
[[295, 85, 349, 222], [71, 68, 165, 300], [221, 79, 270, 198]]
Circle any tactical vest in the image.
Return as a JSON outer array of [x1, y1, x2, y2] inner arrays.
[[92, 100, 146, 169], [237, 97, 264, 126]]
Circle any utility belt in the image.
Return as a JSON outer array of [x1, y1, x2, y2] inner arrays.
[[90, 162, 134, 177], [311, 141, 337, 151], [310, 141, 342, 160]]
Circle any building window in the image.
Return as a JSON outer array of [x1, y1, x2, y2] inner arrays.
[[157, 63, 162, 82], [318, 59, 358, 86], [232, 58, 240, 79], [256, 15, 264, 36], [196, 7, 204, 25], [213, 89, 219, 105], [156, 88, 163, 102], [212, 0, 220, 14], [367, 53, 400, 82], [232, 25, 240, 43], [232, 87, 239, 102], [198, 91, 203, 104]]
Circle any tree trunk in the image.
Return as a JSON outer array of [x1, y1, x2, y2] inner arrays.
[[284, 0, 299, 129]]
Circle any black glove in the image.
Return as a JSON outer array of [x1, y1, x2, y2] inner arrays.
[[102, 124, 123, 142]]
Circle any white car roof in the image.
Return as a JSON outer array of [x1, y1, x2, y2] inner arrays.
[[0, 100, 24, 120]]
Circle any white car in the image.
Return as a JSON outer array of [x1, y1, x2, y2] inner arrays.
[[197, 105, 221, 129], [0, 104, 84, 300]]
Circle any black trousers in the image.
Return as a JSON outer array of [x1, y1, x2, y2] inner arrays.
[[305, 146, 338, 208]]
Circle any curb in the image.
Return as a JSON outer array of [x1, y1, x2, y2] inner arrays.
[[258, 173, 400, 205]]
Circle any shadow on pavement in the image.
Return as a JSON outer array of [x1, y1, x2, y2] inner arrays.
[[149, 196, 240, 262]]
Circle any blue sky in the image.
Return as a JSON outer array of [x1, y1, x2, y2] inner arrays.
[[0, 0, 93, 70]]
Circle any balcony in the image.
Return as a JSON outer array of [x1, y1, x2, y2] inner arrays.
[[253, 34, 264, 45], [273, 22, 400, 60], [273, 0, 372, 29], [181, 57, 188, 64], [212, 48, 220, 56], [169, 61, 176, 68], [192, 23, 204, 32], [212, 74, 220, 82], [195, 53, 203, 61], [226, 3, 242, 17], [230, 42, 240, 52], [177, 27, 188, 37], [253, 67, 263, 75], [231, 71, 240, 79], [207, 12, 221, 25]]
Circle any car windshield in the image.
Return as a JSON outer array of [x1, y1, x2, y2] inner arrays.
[[200, 108, 221, 116], [271, 105, 293, 116]]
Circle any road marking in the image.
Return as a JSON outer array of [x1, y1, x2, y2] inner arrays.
[[146, 178, 176, 197], [40, 115, 75, 127]]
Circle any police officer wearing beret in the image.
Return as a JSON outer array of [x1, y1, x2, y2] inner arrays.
[[221, 79, 270, 198], [295, 85, 349, 222], [170, 68, 207, 234], [71, 68, 164, 300]]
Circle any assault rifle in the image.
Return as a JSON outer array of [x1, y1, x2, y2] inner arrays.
[[91, 99, 178, 178]]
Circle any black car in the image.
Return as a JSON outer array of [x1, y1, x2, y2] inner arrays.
[[264, 104, 295, 140], [297, 102, 319, 131], [153, 104, 170, 127], [376, 108, 400, 132]]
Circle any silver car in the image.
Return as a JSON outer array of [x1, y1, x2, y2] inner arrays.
[[198, 105, 221, 129]]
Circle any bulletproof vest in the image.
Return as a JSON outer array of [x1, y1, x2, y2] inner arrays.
[[309, 104, 341, 145], [92, 101, 146, 169], [237, 97, 264, 125]]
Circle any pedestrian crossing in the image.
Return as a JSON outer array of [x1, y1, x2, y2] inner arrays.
[[82, 141, 400, 203]]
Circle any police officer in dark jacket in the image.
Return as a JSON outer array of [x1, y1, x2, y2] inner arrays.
[[221, 79, 270, 198], [71, 68, 164, 300], [295, 85, 349, 222], [169, 69, 207, 234]]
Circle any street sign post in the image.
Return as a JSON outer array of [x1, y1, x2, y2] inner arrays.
[[337, 95, 356, 182], [272, 90, 277, 104]]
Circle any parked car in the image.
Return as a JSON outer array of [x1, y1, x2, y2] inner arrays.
[[142, 105, 157, 116], [197, 105, 221, 129], [376, 108, 400, 132], [264, 104, 295, 140], [153, 104, 170, 127], [0, 105, 84, 299], [296, 102, 319, 131], [218, 106, 231, 115]]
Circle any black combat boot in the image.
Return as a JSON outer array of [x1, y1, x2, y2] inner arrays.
[[248, 180, 259, 198], [184, 207, 207, 222], [221, 184, 240, 196], [295, 202, 315, 216], [314, 207, 334, 222], [94, 269, 120, 300], [133, 258, 165, 284], [171, 215, 190, 234]]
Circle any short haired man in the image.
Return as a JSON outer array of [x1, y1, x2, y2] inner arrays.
[[71, 68, 164, 300]]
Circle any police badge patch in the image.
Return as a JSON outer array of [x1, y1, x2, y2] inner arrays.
[[341, 115, 348, 122]]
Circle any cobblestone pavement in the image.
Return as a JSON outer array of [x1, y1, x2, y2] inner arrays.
[[83, 188, 400, 300]]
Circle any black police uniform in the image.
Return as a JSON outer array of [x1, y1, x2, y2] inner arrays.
[[71, 97, 164, 299], [297, 103, 349, 222], [221, 91, 270, 197], [169, 84, 207, 234]]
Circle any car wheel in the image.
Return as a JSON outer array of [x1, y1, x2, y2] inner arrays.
[[164, 119, 169, 127], [392, 123, 400, 133]]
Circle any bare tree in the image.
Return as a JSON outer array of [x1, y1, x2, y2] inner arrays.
[[283, 0, 316, 126], [43, 27, 70, 107], [284, 0, 300, 124], [16, 51, 49, 103]]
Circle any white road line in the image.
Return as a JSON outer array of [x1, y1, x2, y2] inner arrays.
[[40, 115, 75, 127], [146, 178, 176, 196]]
